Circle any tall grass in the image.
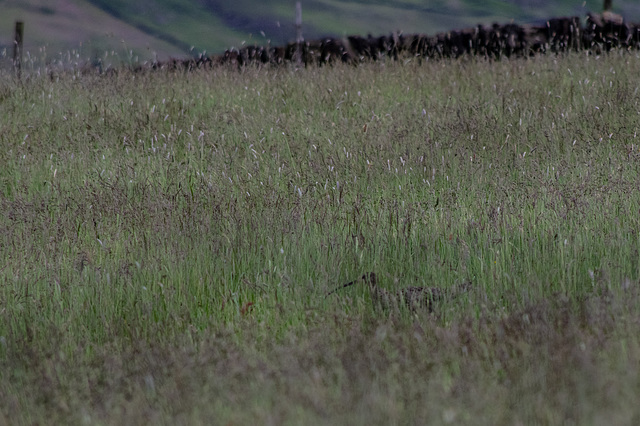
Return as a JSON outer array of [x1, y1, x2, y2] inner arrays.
[[1, 52, 640, 424]]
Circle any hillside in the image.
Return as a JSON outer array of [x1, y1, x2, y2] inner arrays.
[[2, 0, 640, 62]]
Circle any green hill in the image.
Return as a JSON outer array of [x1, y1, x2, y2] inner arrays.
[[2, 0, 640, 62]]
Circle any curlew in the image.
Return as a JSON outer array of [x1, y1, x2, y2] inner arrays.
[[327, 272, 471, 312]]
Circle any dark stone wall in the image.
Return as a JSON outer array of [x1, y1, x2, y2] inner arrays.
[[136, 12, 640, 72]]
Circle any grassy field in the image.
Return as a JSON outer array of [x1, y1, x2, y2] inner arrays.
[[1, 51, 640, 424]]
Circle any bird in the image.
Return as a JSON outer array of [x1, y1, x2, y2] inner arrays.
[[326, 272, 471, 312]]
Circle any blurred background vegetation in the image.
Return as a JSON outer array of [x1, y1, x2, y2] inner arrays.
[[1, 0, 640, 62]]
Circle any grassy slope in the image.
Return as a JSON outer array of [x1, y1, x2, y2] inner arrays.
[[0, 0, 184, 62], [2, 0, 640, 61], [1, 52, 640, 424]]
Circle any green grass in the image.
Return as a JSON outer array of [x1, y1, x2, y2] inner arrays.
[[1, 52, 640, 424]]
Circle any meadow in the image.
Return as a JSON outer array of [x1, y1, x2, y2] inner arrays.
[[1, 51, 640, 424]]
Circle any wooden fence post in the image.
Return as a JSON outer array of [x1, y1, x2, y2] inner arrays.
[[295, 2, 303, 65], [13, 21, 24, 79]]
